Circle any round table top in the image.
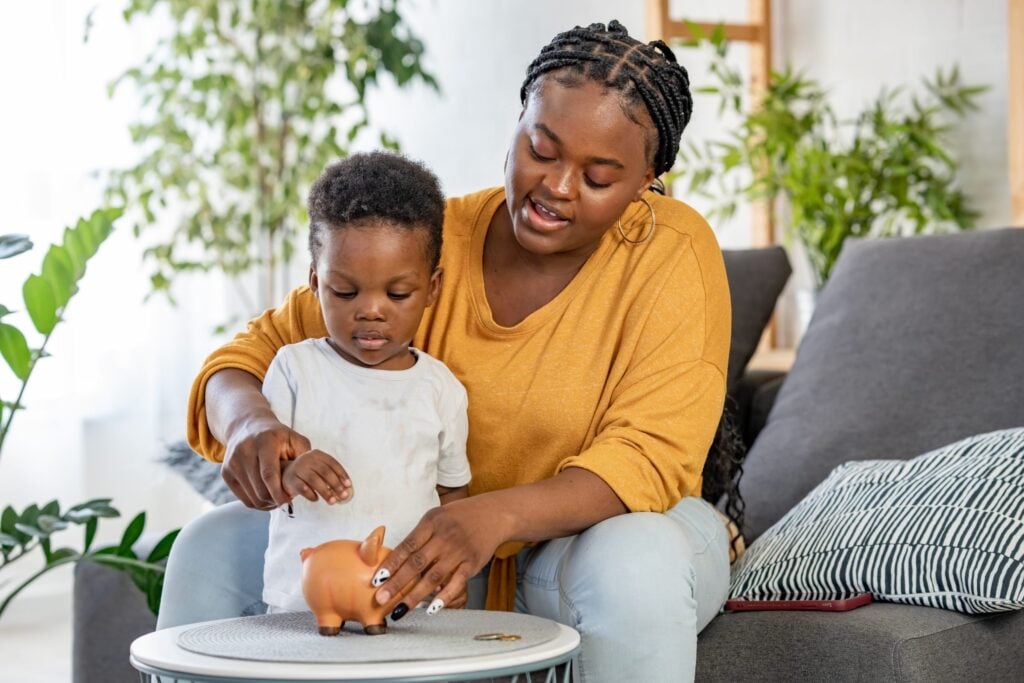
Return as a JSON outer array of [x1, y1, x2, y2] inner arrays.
[[130, 610, 580, 682]]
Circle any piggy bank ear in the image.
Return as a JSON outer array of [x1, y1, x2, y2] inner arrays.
[[300, 547, 314, 562], [358, 526, 386, 565]]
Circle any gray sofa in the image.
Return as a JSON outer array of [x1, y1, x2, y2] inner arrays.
[[72, 230, 1024, 682]]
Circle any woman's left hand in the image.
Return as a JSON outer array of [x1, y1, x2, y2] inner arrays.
[[371, 495, 510, 616]]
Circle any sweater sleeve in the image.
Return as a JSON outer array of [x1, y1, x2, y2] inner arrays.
[[186, 286, 327, 462], [555, 239, 731, 512]]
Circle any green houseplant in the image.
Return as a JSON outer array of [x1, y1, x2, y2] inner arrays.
[[105, 0, 438, 314], [673, 25, 987, 285], [0, 210, 178, 618]]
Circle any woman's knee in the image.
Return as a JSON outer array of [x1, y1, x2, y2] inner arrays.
[[170, 501, 268, 559], [559, 512, 705, 616]]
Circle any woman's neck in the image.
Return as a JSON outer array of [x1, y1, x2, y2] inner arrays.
[[481, 202, 599, 327]]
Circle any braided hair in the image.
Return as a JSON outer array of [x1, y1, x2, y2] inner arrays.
[[520, 20, 692, 180]]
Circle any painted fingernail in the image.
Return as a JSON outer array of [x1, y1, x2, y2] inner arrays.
[[371, 569, 390, 587], [390, 603, 409, 621], [427, 598, 444, 616]]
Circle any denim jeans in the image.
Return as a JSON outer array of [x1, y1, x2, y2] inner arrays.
[[159, 497, 729, 682]]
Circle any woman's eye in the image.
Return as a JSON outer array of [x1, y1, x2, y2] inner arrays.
[[585, 176, 612, 189], [388, 292, 412, 300], [528, 141, 554, 162], [333, 290, 356, 299]]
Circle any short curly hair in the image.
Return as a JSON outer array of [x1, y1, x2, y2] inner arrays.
[[308, 152, 445, 271]]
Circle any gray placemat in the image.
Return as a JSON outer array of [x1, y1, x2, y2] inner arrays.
[[177, 610, 561, 663]]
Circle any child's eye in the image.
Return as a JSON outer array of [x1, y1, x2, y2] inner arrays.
[[388, 292, 412, 301], [332, 289, 356, 299]]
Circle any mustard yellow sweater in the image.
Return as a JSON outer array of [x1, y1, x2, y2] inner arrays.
[[187, 187, 730, 607]]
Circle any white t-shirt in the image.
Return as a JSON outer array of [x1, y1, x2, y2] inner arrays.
[[261, 339, 471, 611]]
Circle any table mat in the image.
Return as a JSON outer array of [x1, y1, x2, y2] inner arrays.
[[177, 609, 560, 663]]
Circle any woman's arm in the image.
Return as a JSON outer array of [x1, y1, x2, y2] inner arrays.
[[207, 369, 295, 509], [188, 285, 335, 508], [373, 467, 625, 610]]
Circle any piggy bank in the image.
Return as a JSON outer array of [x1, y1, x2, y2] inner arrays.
[[300, 525, 397, 635]]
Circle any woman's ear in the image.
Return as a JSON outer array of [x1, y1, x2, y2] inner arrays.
[[308, 264, 319, 298], [426, 268, 443, 307], [634, 168, 656, 201]]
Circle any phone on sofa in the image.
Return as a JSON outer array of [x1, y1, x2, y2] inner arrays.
[[724, 592, 872, 612]]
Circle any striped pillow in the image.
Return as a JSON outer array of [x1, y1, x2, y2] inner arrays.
[[729, 428, 1024, 614]]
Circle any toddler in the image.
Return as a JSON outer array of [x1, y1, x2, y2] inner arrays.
[[261, 152, 470, 613]]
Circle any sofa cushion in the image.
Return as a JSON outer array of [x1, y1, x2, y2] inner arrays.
[[721, 246, 791, 391], [730, 428, 1024, 613], [696, 603, 1024, 682], [740, 228, 1024, 540]]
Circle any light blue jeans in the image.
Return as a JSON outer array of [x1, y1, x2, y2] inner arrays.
[[159, 497, 730, 682]]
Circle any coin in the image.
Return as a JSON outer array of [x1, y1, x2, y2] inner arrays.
[[473, 632, 521, 641]]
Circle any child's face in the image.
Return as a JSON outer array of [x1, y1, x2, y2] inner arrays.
[[310, 223, 441, 371]]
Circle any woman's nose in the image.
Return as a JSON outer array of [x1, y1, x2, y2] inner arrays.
[[544, 163, 577, 199]]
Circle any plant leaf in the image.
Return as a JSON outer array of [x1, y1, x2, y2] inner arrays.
[[83, 516, 98, 552], [145, 528, 180, 564], [0, 323, 31, 379], [118, 512, 146, 555], [23, 274, 59, 335]]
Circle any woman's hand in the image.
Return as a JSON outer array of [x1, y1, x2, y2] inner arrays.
[[222, 413, 315, 510], [371, 495, 511, 617]]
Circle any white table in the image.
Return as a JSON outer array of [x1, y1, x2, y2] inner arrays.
[[130, 611, 580, 683]]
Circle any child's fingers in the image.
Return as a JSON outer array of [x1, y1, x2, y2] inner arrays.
[[311, 450, 352, 488], [296, 466, 345, 504], [283, 471, 320, 502], [306, 455, 351, 496]]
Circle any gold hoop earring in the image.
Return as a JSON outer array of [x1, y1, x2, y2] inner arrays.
[[617, 197, 656, 245]]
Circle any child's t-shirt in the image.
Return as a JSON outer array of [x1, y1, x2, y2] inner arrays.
[[260, 338, 471, 611]]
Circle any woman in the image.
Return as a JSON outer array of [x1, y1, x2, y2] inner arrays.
[[163, 21, 738, 681]]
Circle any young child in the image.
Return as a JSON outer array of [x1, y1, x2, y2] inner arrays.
[[260, 152, 471, 614]]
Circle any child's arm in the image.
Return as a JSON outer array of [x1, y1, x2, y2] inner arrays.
[[437, 484, 468, 505]]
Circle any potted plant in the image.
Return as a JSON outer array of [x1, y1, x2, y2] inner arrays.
[[0, 210, 178, 618], [672, 24, 987, 286], [105, 0, 438, 317]]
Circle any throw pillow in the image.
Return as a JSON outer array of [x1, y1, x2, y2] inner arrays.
[[729, 428, 1024, 614], [162, 441, 235, 505], [740, 228, 1024, 540], [721, 246, 791, 392]]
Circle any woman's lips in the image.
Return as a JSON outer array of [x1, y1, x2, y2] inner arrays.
[[525, 196, 570, 231]]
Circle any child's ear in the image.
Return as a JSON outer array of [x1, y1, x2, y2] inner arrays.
[[308, 264, 319, 298], [426, 268, 443, 307]]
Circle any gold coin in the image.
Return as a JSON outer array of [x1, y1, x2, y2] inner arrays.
[[473, 632, 522, 641]]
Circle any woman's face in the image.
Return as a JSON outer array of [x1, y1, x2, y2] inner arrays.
[[504, 77, 656, 259]]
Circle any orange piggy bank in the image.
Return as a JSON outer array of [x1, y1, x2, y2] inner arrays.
[[300, 525, 399, 636]]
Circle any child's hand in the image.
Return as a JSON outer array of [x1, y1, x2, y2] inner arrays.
[[282, 450, 352, 505]]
